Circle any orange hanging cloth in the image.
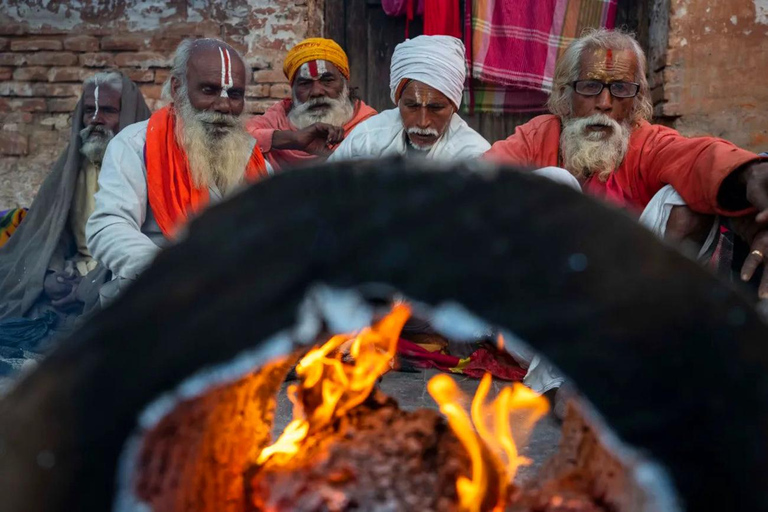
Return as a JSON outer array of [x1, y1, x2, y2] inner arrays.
[[145, 106, 268, 238]]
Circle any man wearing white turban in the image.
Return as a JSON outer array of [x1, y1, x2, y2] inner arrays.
[[328, 35, 491, 162]]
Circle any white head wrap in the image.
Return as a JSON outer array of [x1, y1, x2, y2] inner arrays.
[[389, 35, 466, 109]]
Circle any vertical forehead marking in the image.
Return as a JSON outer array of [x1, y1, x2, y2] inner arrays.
[[218, 47, 233, 98], [605, 48, 613, 68], [298, 60, 327, 80], [93, 80, 100, 120]]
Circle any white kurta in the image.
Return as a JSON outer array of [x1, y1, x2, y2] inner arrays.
[[327, 108, 491, 162], [86, 120, 227, 286]]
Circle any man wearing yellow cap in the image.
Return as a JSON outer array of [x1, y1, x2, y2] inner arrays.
[[247, 38, 377, 171]]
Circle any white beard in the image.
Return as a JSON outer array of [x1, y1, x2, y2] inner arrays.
[[175, 87, 253, 195], [560, 113, 631, 182], [406, 127, 440, 151], [79, 125, 115, 164], [288, 84, 355, 130]]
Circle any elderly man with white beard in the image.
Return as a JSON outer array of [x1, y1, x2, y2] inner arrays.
[[0, 72, 150, 341], [247, 38, 377, 171], [486, 29, 768, 297], [327, 35, 491, 162], [86, 38, 269, 305]]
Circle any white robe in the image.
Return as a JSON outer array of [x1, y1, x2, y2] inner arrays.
[[327, 108, 491, 162]]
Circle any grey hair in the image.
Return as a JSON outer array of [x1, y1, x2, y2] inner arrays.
[[161, 38, 246, 102], [547, 28, 653, 124], [84, 71, 123, 92]]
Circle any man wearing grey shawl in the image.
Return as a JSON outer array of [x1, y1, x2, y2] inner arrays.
[[0, 72, 151, 349]]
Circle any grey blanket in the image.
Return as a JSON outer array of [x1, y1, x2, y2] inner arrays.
[[0, 74, 151, 329]]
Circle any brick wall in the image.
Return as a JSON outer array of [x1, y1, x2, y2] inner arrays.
[[0, 0, 320, 210], [653, 0, 768, 152]]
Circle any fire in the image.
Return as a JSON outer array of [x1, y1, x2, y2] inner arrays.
[[256, 303, 411, 465], [428, 373, 549, 511]]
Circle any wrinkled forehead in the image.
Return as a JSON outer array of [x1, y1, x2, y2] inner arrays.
[[295, 60, 342, 80], [83, 83, 121, 106], [400, 80, 450, 104], [579, 48, 637, 82], [187, 45, 246, 84]]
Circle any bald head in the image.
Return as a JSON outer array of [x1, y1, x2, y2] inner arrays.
[[165, 38, 247, 116]]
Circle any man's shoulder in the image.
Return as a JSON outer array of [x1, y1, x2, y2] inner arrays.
[[348, 108, 402, 137], [114, 119, 149, 148], [517, 114, 561, 136], [447, 114, 491, 152]]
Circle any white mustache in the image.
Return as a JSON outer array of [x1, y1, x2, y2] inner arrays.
[[407, 127, 439, 137]]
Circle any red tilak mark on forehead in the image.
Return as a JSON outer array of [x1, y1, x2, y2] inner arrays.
[[222, 49, 231, 84], [605, 49, 613, 68], [307, 60, 320, 78]]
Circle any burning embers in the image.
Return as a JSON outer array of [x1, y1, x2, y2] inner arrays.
[[248, 304, 549, 512]]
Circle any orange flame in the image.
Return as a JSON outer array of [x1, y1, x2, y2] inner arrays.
[[428, 373, 549, 511], [257, 303, 411, 465]]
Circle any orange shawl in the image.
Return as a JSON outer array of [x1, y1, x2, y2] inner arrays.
[[146, 106, 268, 238]]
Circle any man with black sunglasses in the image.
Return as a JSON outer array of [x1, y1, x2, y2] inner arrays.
[[486, 29, 768, 298]]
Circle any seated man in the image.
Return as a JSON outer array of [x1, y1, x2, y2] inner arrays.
[[86, 38, 270, 304], [247, 38, 377, 171], [328, 35, 490, 162], [485, 29, 768, 297], [0, 72, 150, 341]]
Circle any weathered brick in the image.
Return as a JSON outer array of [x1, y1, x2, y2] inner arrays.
[[48, 67, 91, 82], [0, 24, 27, 36], [245, 55, 271, 71], [246, 84, 270, 98], [6, 98, 48, 112], [244, 100, 276, 115], [0, 53, 27, 66], [64, 35, 100, 52], [0, 82, 32, 96], [27, 52, 77, 66], [10, 38, 63, 51], [154, 69, 170, 84], [0, 38, 8, 51], [253, 68, 287, 83], [0, 132, 28, 156], [114, 52, 170, 68], [47, 97, 80, 113], [79, 52, 114, 67], [12, 66, 48, 81], [0, 82, 81, 98], [139, 84, 163, 100], [269, 83, 291, 99], [120, 68, 155, 83], [0, 67, 12, 81], [101, 35, 149, 51], [29, 129, 63, 153], [39, 114, 70, 130]]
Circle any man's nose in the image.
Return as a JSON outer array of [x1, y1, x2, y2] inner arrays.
[[417, 107, 430, 128], [309, 80, 326, 98], [213, 93, 233, 114], [594, 87, 613, 112]]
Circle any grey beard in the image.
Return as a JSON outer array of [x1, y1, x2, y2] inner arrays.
[[288, 85, 355, 130], [560, 113, 631, 182], [174, 86, 253, 195], [79, 125, 115, 164]]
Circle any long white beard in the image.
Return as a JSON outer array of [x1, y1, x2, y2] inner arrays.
[[175, 89, 253, 195], [560, 113, 631, 182], [288, 85, 355, 130], [79, 125, 115, 164]]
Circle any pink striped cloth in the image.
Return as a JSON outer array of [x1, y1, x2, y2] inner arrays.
[[468, 0, 618, 93]]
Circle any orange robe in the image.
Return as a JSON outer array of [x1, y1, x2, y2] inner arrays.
[[146, 106, 269, 238], [246, 98, 377, 171], [484, 114, 761, 215]]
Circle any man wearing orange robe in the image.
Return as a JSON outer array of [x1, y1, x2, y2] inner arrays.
[[87, 39, 269, 304], [246, 38, 377, 171], [485, 29, 768, 297]]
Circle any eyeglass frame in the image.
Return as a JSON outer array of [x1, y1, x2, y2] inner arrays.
[[570, 80, 640, 99]]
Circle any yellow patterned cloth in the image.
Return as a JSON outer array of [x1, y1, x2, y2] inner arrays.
[[283, 38, 350, 83], [0, 208, 27, 248]]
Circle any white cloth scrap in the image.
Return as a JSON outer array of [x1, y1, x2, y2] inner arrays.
[[389, 35, 466, 108]]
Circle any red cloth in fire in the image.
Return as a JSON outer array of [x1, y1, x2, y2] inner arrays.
[[397, 338, 526, 381]]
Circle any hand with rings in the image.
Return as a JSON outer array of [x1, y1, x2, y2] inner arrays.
[[741, 231, 768, 299]]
